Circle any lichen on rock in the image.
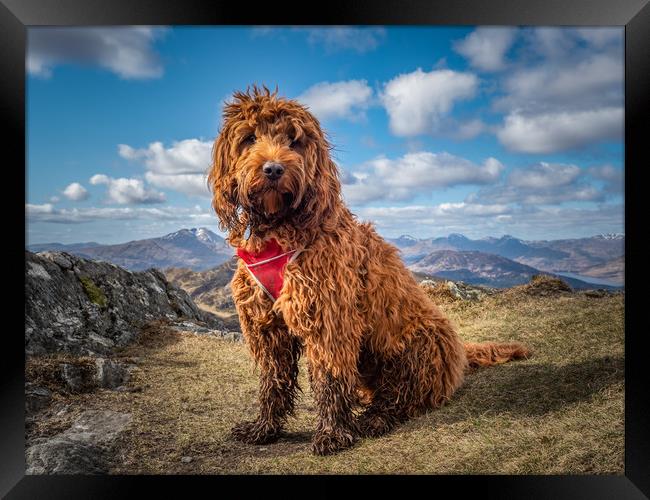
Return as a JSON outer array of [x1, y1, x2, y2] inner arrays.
[[25, 250, 226, 356], [79, 276, 108, 308]]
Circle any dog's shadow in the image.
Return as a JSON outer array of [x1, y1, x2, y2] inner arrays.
[[433, 354, 624, 422], [238, 355, 623, 452]]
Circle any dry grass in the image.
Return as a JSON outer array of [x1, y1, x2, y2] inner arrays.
[[27, 293, 624, 475]]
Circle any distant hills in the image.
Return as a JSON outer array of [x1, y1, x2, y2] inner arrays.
[[28, 229, 624, 289], [389, 233, 624, 286], [28, 228, 233, 271], [407, 249, 616, 290]]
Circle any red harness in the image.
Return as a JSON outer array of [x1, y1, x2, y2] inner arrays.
[[236, 238, 301, 301]]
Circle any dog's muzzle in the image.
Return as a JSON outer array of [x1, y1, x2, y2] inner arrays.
[[262, 161, 285, 181]]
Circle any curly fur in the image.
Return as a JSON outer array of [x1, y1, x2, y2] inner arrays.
[[208, 85, 531, 455]]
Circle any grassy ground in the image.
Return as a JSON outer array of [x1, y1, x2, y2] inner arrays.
[[27, 290, 624, 475]]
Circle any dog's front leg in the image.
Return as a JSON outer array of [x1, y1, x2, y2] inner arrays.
[[280, 252, 365, 454], [307, 356, 360, 455], [231, 324, 301, 445]]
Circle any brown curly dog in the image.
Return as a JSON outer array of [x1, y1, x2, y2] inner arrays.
[[208, 86, 531, 455]]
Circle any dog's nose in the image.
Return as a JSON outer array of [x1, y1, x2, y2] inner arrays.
[[262, 162, 285, 180]]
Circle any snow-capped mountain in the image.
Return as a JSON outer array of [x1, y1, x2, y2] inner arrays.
[[29, 228, 234, 272], [597, 233, 624, 240]]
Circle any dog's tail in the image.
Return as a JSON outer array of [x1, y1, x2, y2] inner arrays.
[[463, 341, 531, 369]]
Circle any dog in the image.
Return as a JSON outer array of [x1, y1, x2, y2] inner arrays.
[[208, 85, 530, 455]]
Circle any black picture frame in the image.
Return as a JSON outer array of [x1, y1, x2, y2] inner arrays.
[[4, 0, 648, 497]]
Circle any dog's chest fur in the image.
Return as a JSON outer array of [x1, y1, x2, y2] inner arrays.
[[232, 232, 369, 339]]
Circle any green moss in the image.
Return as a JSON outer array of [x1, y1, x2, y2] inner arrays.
[[79, 276, 108, 308]]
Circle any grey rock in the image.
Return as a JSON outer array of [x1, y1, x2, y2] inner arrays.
[[26, 251, 225, 356], [180, 456, 193, 463], [445, 281, 485, 301], [26, 410, 132, 474], [221, 331, 243, 342], [62, 363, 96, 392], [26, 437, 107, 474], [446, 281, 462, 299], [95, 358, 130, 389], [420, 279, 491, 301], [40, 251, 73, 270], [114, 385, 142, 393], [67, 410, 132, 444], [170, 321, 212, 335], [25, 385, 52, 414], [55, 405, 70, 417]]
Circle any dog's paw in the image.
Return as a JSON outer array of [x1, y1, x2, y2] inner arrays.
[[311, 428, 356, 455], [356, 411, 395, 438], [231, 420, 280, 445]]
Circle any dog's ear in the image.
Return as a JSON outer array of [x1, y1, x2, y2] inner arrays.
[[300, 135, 342, 232], [208, 125, 240, 233]]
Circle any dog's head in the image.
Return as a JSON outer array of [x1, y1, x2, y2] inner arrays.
[[208, 85, 342, 240]]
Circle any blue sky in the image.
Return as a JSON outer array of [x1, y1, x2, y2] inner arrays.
[[26, 26, 624, 244]]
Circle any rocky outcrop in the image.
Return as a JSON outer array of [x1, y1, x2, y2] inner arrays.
[[25, 251, 225, 356], [26, 410, 132, 474], [504, 274, 574, 297], [25, 384, 52, 413], [421, 279, 496, 303], [58, 358, 134, 392]]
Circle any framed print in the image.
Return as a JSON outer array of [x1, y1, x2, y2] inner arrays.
[[3, 0, 649, 497]]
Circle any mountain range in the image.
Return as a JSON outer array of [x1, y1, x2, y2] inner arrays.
[[389, 233, 624, 285], [29, 229, 624, 289], [407, 250, 613, 290], [28, 228, 233, 271]]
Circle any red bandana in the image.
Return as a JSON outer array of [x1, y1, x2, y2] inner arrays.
[[236, 238, 300, 301]]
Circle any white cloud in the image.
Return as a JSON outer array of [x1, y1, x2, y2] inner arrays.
[[508, 162, 581, 189], [89, 174, 166, 205], [529, 27, 578, 60], [342, 152, 504, 204], [26, 203, 55, 215], [355, 202, 623, 240], [490, 27, 623, 153], [454, 27, 517, 71], [144, 172, 209, 198], [119, 139, 212, 175], [89, 174, 109, 185], [588, 164, 624, 195], [362, 202, 511, 220], [381, 68, 478, 136], [119, 139, 213, 198], [298, 80, 373, 121], [471, 184, 603, 206], [355, 202, 515, 238], [497, 107, 623, 154], [27, 27, 166, 79], [470, 162, 606, 205], [49, 196, 60, 203], [26, 204, 215, 225], [495, 52, 623, 113], [62, 182, 89, 201], [576, 27, 623, 48]]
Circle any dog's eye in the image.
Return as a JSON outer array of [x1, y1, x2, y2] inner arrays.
[[242, 134, 256, 146], [289, 138, 301, 149]]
